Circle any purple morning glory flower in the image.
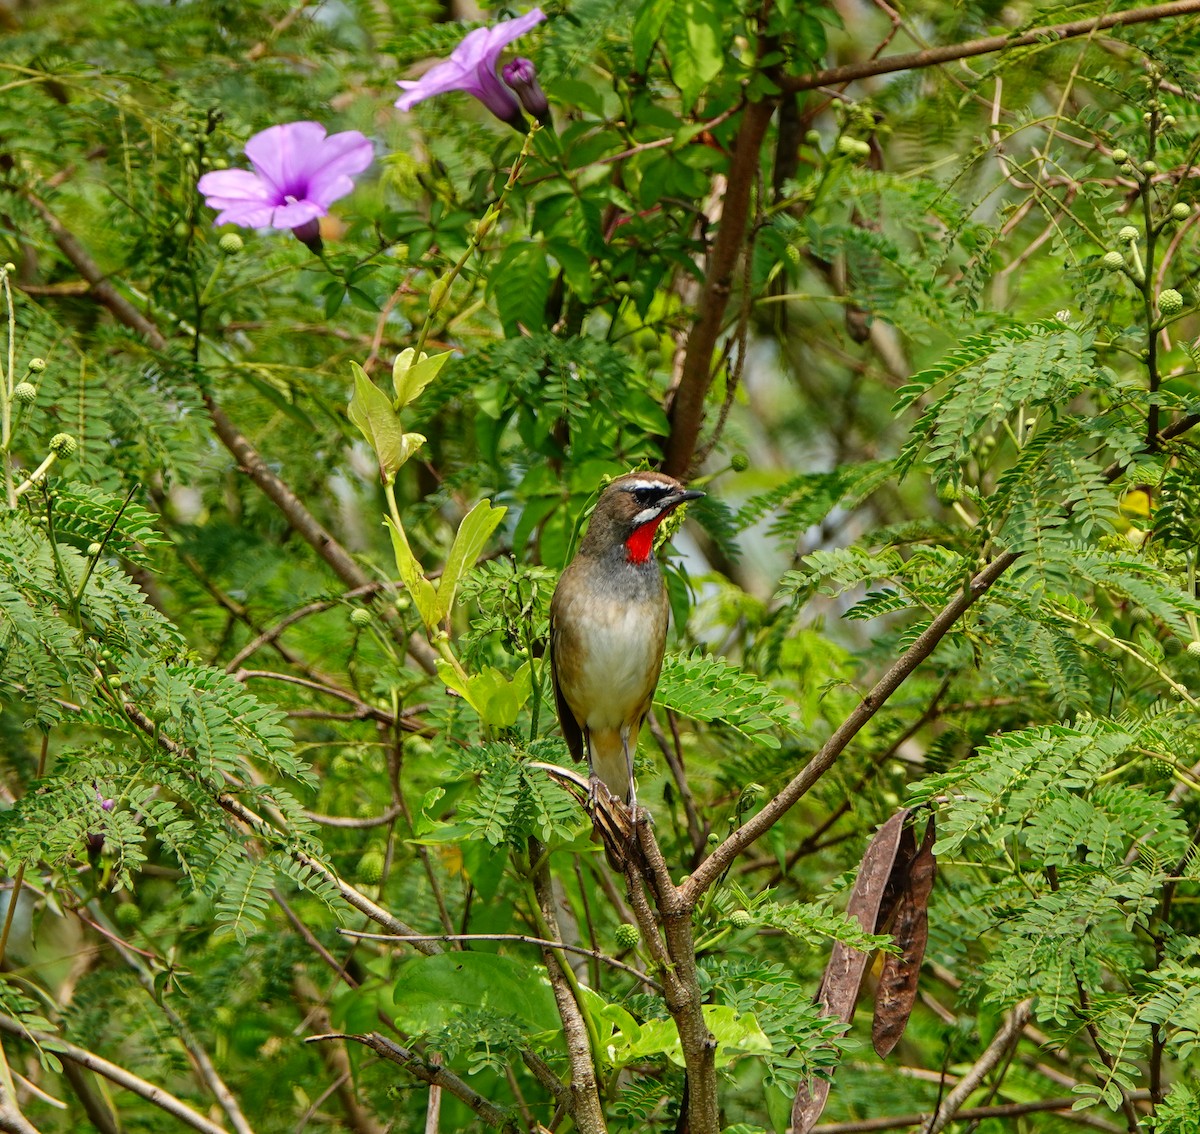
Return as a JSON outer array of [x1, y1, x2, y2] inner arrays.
[[197, 122, 373, 251], [395, 8, 546, 131]]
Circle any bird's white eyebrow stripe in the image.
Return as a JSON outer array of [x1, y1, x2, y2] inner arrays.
[[624, 479, 669, 493]]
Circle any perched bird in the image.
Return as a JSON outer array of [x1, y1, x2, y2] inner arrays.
[[549, 471, 703, 807]]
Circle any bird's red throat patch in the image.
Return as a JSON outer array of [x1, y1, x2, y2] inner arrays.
[[625, 516, 665, 564]]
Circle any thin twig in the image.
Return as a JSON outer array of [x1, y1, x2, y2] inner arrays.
[[339, 931, 663, 992], [308, 1033, 516, 1131]]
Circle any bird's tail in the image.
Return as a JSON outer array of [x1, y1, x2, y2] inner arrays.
[[587, 728, 631, 803]]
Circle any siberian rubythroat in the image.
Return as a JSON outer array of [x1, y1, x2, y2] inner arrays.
[[549, 472, 702, 806]]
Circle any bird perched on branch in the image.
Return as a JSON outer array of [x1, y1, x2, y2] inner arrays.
[[549, 471, 703, 812]]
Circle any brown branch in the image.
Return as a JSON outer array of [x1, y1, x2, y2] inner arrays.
[[681, 407, 1200, 906], [662, 97, 774, 477], [530, 855, 606, 1134], [812, 1091, 1149, 1133], [309, 1033, 516, 1131], [782, 1, 1200, 93], [629, 827, 719, 1134], [681, 549, 1017, 904], [22, 190, 438, 675], [0, 1014, 230, 1134], [924, 999, 1034, 1134]]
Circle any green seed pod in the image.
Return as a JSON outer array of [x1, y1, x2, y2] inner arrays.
[[1163, 115, 1177, 128], [1118, 226, 1140, 244], [1141, 160, 1158, 175], [1111, 148, 1129, 164], [12, 382, 37, 405], [356, 850, 385, 885], [615, 923, 640, 950], [1158, 288, 1184, 316], [937, 482, 964, 504], [179, 141, 195, 156], [350, 608, 372, 627], [1101, 251, 1126, 271], [219, 233, 244, 254], [28, 358, 47, 373], [1188, 641, 1200, 658], [803, 129, 822, 146], [87, 542, 103, 557], [730, 453, 750, 473], [49, 432, 77, 457], [730, 909, 754, 930], [1172, 202, 1192, 221]]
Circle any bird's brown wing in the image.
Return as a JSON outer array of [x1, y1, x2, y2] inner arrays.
[[548, 607, 586, 763]]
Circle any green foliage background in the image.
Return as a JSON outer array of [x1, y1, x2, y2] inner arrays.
[[4, 0, 1200, 1131]]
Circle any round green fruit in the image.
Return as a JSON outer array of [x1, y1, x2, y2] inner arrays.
[[1158, 288, 1184, 316], [356, 850, 385, 885], [615, 923, 640, 949]]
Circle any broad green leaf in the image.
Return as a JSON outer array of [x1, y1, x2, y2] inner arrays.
[[347, 362, 405, 485], [384, 517, 440, 630], [631, 0, 670, 70], [435, 498, 507, 623], [595, 996, 771, 1068], [436, 661, 531, 728], [392, 347, 454, 408], [662, 0, 724, 108], [390, 952, 559, 1034]]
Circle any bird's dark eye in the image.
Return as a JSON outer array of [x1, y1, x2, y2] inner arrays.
[[631, 484, 671, 504]]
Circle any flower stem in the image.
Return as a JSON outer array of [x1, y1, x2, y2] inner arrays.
[[13, 451, 58, 498], [413, 123, 541, 358]]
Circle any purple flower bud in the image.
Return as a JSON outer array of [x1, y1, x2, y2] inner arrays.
[[100, 797, 115, 812], [502, 58, 550, 124], [291, 217, 323, 253]]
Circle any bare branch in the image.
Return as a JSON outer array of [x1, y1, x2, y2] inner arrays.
[[924, 998, 1034, 1134], [309, 1033, 516, 1131], [812, 1091, 1148, 1133], [530, 858, 606, 1133], [662, 98, 774, 477], [0, 1014, 230, 1134], [681, 549, 1018, 904], [783, 1, 1200, 93], [340, 930, 663, 992]]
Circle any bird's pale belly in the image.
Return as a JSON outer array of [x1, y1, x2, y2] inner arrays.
[[565, 603, 661, 730]]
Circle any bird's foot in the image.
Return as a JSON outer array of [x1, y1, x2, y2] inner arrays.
[[587, 777, 636, 867]]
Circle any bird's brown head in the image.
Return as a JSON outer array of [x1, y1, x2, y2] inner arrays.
[[579, 471, 704, 564]]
